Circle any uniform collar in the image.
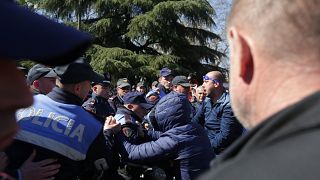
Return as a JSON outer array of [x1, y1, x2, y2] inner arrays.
[[47, 87, 83, 105]]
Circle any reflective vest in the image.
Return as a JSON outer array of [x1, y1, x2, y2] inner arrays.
[[15, 94, 102, 161]]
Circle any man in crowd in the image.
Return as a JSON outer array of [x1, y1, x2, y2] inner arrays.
[[0, 0, 91, 179], [27, 64, 57, 95], [191, 86, 206, 113], [109, 78, 131, 112], [113, 91, 161, 179], [115, 92, 153, 125], [199, 1, 320, 180], [6, 58, 118, 179], [172, 75, 191, 96], [136, 82, 147, 94], [192, 71, 243, 154], [83, 73, 115, 119], [151, 81, 159, 90], [157, 67, 174, 98], [114, 92, 156, 143], [105, 92, 214, 180]]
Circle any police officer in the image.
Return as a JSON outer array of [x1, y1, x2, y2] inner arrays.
[[158, 67, 174, 98], [172, 75, 191, 96], [83, 74, 115, 119], [136, 82, 147, 94], [108, 78, 131, 112], [5, 58, 118, 180], [27, 64, 57, 95], [113, 92, 162, 179]]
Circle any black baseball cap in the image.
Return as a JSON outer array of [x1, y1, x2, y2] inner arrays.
[[0, 0, 91, 65], [54, 57, 100, 84], [27, 64, 56, 85], [172, 76, 191, 88], [92, 73, 111, 87], [123, 92, 154, 110]]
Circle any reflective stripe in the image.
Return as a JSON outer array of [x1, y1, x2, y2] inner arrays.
[[15, 130, 86, 160]]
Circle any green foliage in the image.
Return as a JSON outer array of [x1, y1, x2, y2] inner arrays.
[[18, 60, 35, 70], [86, 45, 178, 83], [23, 0, 226, 83]]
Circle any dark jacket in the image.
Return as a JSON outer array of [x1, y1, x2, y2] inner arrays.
[[108, 95, 125, 112], [83, 92, 115, 118], [114, 92, 214, 180], [199, 91, 320, 180], [5, 87, 118, 180], [192, 92, 243, 154], [158, 84, 171, 98]]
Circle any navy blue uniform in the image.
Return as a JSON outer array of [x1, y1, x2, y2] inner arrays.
[[108, 95, 125, 113], [83, 92, 115, 119]]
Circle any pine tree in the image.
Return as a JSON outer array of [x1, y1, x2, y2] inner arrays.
[[20, 0, 225, 84]]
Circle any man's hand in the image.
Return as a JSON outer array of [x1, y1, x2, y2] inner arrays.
[[104, 116, 121, 134], [20, 150, 60, 180]]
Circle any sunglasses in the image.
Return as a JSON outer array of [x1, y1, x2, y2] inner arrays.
[[203, 75, 221, 83], [120, 86, 131, 90]]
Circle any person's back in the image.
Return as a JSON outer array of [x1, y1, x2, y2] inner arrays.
[[7, 94, 102, 179], [155, 92, 214, 179], [162, 121, 214, 179], [108, 92, 214, 180], [6, 59, 116, 179]]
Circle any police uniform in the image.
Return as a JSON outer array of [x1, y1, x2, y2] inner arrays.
[[5, 59, 120, 180], [109, 78, 131, 112], [108, 95, 125, 113], [83, 72, 115, 119], [83, 93, 115, 119]]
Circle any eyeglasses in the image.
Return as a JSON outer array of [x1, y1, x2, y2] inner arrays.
[[203, 75, 221, 83]]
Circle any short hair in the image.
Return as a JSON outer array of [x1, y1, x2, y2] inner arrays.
[[207, 71, 224, 82], [228, 0, 320, 62]]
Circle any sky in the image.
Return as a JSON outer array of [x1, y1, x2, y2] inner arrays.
[[209, 0, 233, 69]]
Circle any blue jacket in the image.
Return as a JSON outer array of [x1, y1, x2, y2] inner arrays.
[[192, 92, 243, 154], [6, 87, 119, 180], [115, 92, 214, 180]]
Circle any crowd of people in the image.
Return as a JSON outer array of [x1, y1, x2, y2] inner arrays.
[[1, 0, 319, 180], [4, 58, 244, 180]]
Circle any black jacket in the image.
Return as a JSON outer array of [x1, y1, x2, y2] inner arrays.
[[108, 95, 125, 113], [199, 91, 320, 180], [83, 92, 115, 119]]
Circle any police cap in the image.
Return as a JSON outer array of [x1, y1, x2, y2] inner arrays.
[[27, 64, 56, 85], [54, 57, 100, 84]]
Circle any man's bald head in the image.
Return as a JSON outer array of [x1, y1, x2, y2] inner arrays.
[[228, 0, 320, 62], [207, 71, 224, 82]]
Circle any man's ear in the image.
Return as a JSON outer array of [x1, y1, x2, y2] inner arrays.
[[32, 80, 40, 89], [74, 83, 81, 95], [229, 28, 253, 84], [92, 85, 97, 93], [126, 104, 134, 110]]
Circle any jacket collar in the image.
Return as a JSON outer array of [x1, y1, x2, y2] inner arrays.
[[47, 87, 83, 105]]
